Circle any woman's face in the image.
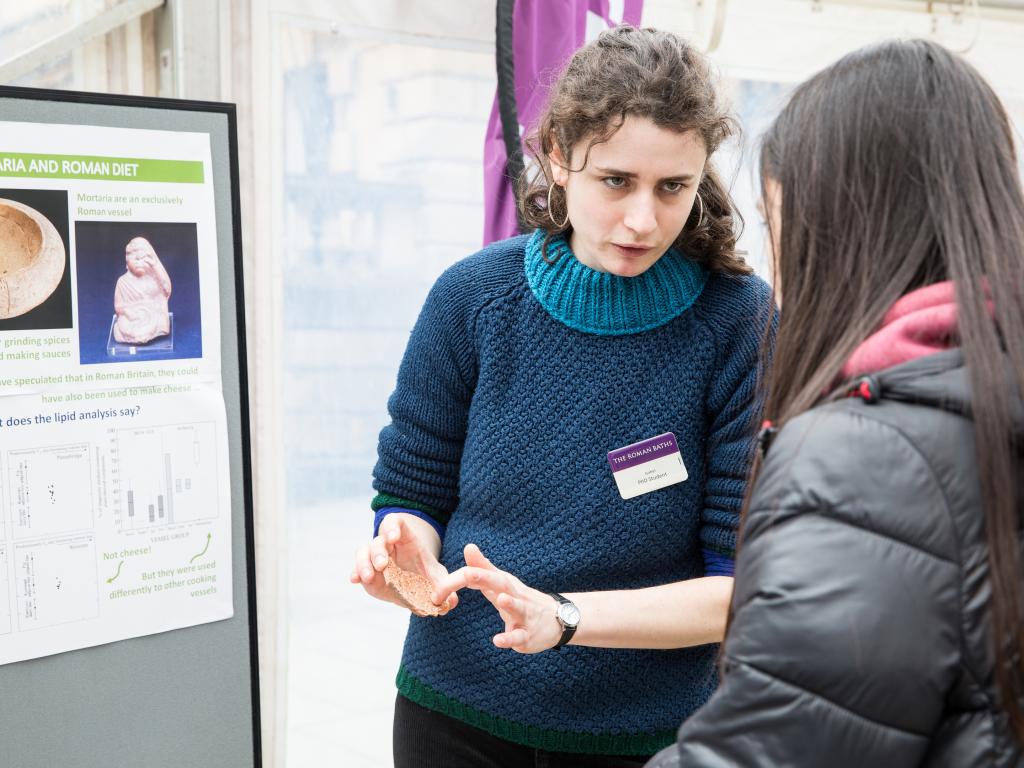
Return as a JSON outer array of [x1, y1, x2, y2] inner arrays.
[[549, 115, 707, 278]]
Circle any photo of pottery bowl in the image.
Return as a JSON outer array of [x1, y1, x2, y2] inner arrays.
[[0, 197, 66, 319]]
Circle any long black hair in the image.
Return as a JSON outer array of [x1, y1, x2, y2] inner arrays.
[[758, 39, 1024, 739]]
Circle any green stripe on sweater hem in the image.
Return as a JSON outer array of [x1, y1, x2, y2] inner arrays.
[[396, 666, 675, 756], [371, 493, 451, 525]]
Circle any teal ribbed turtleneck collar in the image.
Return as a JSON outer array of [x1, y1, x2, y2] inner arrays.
[[524, 229, 707, 336]]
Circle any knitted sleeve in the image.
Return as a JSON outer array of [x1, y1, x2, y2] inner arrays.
[[371, 261, 481, 528], [700, 275, 775, 572]]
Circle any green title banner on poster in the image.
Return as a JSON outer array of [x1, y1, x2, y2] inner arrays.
[[0, 153, 204, 183]]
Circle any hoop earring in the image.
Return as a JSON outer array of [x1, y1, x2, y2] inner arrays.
[[547, 183, 570, 229], [692, 192, 705, 229]]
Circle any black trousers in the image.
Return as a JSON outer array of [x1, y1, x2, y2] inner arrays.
[[393, 694, 652, 768]]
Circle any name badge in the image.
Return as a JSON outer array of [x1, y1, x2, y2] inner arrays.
[[607, 432, 687, 500]]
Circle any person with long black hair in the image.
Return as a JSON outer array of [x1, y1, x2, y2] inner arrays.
[[648, 39, 1024, 767]]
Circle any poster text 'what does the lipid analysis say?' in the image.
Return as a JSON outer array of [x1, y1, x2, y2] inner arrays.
[[0, 120, 232, 665]]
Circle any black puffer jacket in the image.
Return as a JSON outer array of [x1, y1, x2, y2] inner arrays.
[[648, 349, 1024, 767]]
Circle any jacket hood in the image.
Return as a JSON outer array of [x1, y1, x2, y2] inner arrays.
[[869, 348, 1024, 437]]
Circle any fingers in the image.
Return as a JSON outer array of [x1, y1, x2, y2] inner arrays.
[[493, 592, 523, 626], [488, 592, 555, 653], [353, 533, 394, 590], [464, 543, 497, 571], [445, 591, 460, 611], [351, 520, 456, 615], [463, 567, 514, 597], [495, 591, 524, 620], [353, 542, 377, 584], [431, 567, 469, 605], [380, 515, 443, 574], [368, 532, 390, 573], [377, 514, 407, 551], [351, 541, 401, 607], [493, 627, 529, 650], [376, 514, 429, 568], [431, 543, 500, 603], [433, 566, 509, 604]]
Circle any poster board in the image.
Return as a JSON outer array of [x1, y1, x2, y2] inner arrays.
[[0, 86, 260, 768]]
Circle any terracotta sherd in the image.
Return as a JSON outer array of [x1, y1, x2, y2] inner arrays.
[[383, 559, 455, 617]]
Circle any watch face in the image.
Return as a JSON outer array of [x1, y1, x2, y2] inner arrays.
[[558, 602, 581, 627]]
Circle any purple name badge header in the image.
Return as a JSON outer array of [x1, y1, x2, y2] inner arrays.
[[607, 432, 679, 472]]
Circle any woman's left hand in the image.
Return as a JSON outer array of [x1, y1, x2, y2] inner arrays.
[[433, 544, 562, 653]]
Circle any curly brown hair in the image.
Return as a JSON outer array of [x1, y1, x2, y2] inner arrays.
[[517, 25, 749, 275]]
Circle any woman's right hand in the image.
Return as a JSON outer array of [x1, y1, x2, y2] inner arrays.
[[350, 512, 454, 614]]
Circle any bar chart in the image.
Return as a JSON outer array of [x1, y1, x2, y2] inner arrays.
[[114, 422, 219, 532]]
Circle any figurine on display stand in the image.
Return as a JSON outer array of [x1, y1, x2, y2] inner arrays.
[[112, 236, 171, 345]]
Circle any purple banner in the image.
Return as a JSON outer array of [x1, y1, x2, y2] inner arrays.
[[483, 0, 644, 245], [607, 432, 679, 472]]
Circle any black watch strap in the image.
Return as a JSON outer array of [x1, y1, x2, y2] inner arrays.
[[549, 592, 578, 650]]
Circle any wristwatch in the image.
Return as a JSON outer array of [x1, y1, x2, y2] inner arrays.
[[548, 592, 580, 650]]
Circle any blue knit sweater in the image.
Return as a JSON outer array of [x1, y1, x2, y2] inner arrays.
[[372, 231, 772, 755]]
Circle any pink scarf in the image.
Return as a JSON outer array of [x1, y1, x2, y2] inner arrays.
[[841, 281, 958, 380]]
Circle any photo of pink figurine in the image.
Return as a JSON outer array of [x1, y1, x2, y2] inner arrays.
[[112, 236, 172, 344]]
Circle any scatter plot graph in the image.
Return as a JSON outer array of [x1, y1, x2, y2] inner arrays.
[[7, 444, 94, 540], [15, 536, 99, 631], [114, 423, 218, 532]]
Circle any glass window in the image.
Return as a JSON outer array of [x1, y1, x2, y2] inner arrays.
[[278, 20, 495, 767], [1, 1, 75, 88], [0, 1, 76, 60], [1, 0, 154, 92]]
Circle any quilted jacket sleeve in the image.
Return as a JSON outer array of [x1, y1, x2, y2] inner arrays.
[[648, 405, 963, 767]]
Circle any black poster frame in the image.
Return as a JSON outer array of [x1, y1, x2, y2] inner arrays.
[[0, 84, 261, 768]]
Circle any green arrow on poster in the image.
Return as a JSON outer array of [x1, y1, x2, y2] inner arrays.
[[106, 560, 125, 584], [190, 533, 212, 564]]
